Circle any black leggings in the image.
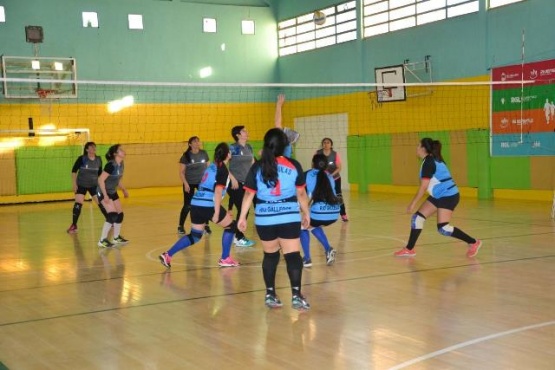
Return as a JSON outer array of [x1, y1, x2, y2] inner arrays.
[[335, 177, 346, 216], [179, 183, 199, 227]]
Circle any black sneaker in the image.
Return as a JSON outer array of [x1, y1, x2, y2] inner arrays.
[[265, 294, 283, 308], [292, 294, 310, 311], [177, 226, 185, 235], [112, 235, 129, 245], [204, 225, 212, 235]]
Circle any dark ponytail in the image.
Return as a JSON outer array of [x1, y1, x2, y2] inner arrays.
[[213, 142, 229, 165], [260, 128, 287, 187], [106, 144, 121, 161], [83, 141, 96, 156], [421, 137, 444, 162], [184, 136, 199, 163], [311, 154, 340, 205]]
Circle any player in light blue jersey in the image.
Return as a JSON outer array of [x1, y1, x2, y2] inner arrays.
[[160, 143, 240, 268], [394, 138, 482, 258], [239, 128, 311, 311], [300, 154, 340, 267]]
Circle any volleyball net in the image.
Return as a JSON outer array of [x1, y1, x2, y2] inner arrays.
[[0, 78, 553, 206]]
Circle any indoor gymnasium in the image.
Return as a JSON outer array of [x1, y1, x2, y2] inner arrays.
[[0, 0, 554, 369]]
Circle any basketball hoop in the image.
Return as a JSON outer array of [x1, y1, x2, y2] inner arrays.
[[377, 87, 393, 102], [36, 89, 57, 99], [36, 89, 57, 116]]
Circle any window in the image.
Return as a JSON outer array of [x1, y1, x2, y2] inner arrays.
[[128, 14, 143, 30], [242, 20, 255, 35], [489, 0, 525, 8], [363, 0, 479, 38], [278, 1, 357, 57], [82, 12, 98, 28], [0, 6, 5, 23], [203, 18, 217, 33]]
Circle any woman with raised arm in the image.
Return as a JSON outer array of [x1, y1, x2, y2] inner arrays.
[[394, 138, 482, 258]]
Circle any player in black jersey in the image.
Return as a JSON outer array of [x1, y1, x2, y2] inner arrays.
[[67, 142, 103, 233], [97, 144, 129, 248]]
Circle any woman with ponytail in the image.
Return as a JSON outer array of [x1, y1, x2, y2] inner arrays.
[[300, 154, 340, 267], [177, 136, 210, 235], [394, 138, 482, 258], [238, 128, 311, 311], [97, 144, 129, 248], [67, 141, 102, 234], [159, 142, 240, 268]]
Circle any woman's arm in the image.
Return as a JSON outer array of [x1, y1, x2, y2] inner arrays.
[[407, 178, 430, 213], [238, 191, 256, 232]]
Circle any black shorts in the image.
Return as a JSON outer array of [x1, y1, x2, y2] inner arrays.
[[427, 193, 459, 211], [256, 222, 301, 241], [76, 186, 97, 197], [97, 191, 119, 202], [310, 219, 336, 228], [190, 205, 227, 225]]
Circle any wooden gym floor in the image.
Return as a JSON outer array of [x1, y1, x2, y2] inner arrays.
[[0, 191, 553, 369]]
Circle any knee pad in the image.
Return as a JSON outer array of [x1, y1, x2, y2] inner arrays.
[[411, 212, 426, 229], [116, 212, 124, 223], [284, 251, 303, 271], [106, 212, 118, 224], [224, 220, 237, 234], [437, 222, 454, 236], [187, 229, 204, 245]]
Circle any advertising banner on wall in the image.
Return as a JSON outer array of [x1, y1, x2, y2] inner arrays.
[[491, 59, 555, 156]]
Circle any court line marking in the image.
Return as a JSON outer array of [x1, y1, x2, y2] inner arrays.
[[388, 320, 555, 370]]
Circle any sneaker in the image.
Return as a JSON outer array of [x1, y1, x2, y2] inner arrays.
[[67, 224, 78, 234], [235, 237, 255, 248], [204, 225, 212, 235], [112, 235, 129, 245], [98, 238, 114, 248], [159, 252, 172, 268], [394, 247, 416, 257], [326, 247, 337, 265], [303, 257, 312, 267], [218, 256, 240, 267], [292, 294, 311, 311], [177, 226, 185, 235], [265, 294, 283, 308], [467, 239, 482, 258], [341, 215, 349, 222]]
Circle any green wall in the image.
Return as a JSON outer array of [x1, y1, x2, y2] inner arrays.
[[0, 0, 278, 83]]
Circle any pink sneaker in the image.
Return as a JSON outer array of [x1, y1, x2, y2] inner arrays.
[[467, 239, 482, 258], [67, 224, 78, 234], [341, 215, 349, 222], [218, 256, 240, 267], [394, 247, 416, 257], [159, 252, 172, 268]]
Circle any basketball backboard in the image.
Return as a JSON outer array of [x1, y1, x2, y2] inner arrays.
[[1, 55, 77, 99], [374, 64, 406, 103]]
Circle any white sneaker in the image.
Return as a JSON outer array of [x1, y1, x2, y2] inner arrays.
[[235, 237, 255, 247]]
